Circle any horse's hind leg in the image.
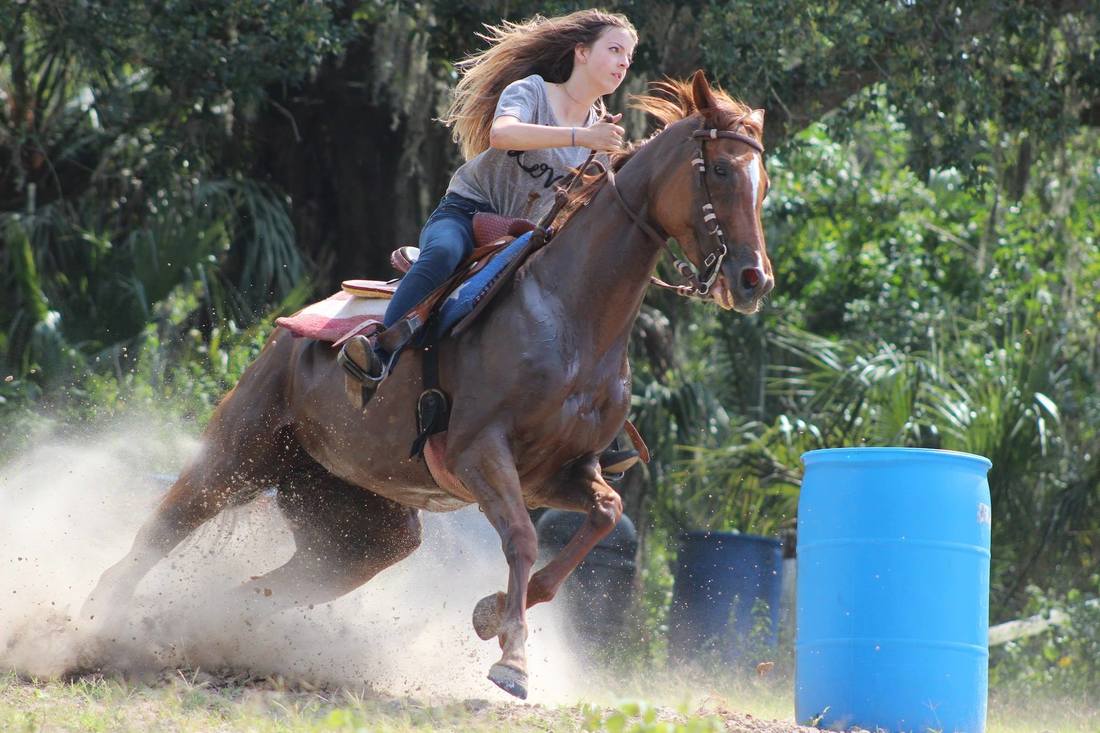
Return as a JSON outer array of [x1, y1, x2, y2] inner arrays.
[[232, 469, 422, 615], [80, 332, 311, 632], [80, 384, 291, 628], [79, 465, 250, 628]]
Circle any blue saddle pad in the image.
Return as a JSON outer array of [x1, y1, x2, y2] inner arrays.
[[428, 231, 533, 342]]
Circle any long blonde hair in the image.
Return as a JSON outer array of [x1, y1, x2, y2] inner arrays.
[[441, 10, 638, 161]]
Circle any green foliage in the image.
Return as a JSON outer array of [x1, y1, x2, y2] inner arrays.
[[699, 1, 1099, 179], [991, 579, 1100, 696], [1, 0, 1098, 683], [0, 276, 304, 467], [634, 91, 1099, 618], [1, 0, 326, 382], [89, 269, 308, 419], [1, 0, 352, 135]]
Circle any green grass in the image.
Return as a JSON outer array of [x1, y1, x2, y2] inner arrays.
[[0, 669, 794, 733], [987, 688, 1098, 733], [1, 671, 1097, 732], [0, 672, 586, 733]]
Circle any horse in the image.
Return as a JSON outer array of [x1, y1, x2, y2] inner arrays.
[[80, 70, 773, 699]]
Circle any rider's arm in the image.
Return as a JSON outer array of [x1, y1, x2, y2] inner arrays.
[[489, 116, 576, 151], [490, 115, 622, 152], [487, 77, 622, 152]]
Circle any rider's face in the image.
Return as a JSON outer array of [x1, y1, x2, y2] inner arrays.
[[576, 27, 636, 96]]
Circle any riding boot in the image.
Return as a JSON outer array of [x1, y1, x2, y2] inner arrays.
[[338, 334, 386, 409], [599, 437, 640, 482]]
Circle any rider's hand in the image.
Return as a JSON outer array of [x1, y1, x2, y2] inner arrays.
[[576, 113, 625, 151]]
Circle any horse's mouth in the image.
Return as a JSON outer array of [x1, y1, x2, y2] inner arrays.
[[711, 275, 761, 314], [710, 278, 735, 310]]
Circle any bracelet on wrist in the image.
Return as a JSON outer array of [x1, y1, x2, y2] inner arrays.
[[571, 127, 576, 146]]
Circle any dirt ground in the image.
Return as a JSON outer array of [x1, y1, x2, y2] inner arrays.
[[1, 668, 829, 733], [0, 443, 824, 732]]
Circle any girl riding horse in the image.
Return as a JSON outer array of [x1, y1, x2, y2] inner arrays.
[[344, 10, 636, 383], [344, 9, 641, 473], [81, 68, 773, 702]]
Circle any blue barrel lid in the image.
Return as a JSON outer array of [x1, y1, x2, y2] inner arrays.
[[801, 446, 991, 471]]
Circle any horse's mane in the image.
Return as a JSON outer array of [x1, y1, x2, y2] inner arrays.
[[554, 77, 760, 226]]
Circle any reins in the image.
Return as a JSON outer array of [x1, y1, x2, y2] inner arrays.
[[529, 114, 615, 249]]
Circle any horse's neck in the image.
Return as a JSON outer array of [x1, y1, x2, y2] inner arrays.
[[528, 143, 669, 354]]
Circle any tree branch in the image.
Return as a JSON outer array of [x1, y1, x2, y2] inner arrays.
[[751, 0, 1092, 147]]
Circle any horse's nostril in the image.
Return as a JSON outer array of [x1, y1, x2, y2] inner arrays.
[[740, 267, 763, 291]]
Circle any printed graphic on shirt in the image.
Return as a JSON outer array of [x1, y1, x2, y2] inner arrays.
[[507, 150, 568, 189]]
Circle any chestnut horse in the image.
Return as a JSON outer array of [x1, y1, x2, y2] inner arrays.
[[81, 71, 772, 698]]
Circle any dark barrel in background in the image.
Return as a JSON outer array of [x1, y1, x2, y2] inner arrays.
[[667, 531, 784, 666], [534, 509, 638, 654]]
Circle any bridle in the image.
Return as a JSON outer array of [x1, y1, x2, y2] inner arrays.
[[605, 121, 765, 298]]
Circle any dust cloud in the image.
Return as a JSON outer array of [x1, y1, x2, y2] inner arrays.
[[0, 421, 586, 702]]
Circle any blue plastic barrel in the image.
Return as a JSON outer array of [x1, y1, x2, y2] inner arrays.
[[796, 448, 992, 733], [668, 531, 783, 665]]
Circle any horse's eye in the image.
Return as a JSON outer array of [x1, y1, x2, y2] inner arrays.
[[713, 164, 729, 177]]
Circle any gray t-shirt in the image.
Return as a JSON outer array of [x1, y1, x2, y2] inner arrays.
[[447, 74, 596, 222]]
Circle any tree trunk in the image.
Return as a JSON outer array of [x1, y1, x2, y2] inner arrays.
[[245, 16, 457, 292]]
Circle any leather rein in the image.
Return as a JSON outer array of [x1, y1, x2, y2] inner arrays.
[[605, 123, 765, 298]]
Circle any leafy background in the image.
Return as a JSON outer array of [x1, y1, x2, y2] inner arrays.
[[2, 0, 1098, 694]]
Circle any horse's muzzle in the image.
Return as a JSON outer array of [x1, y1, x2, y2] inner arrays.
[[711, 263, 773, 314]]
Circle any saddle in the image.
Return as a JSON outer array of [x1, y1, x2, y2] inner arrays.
[[277, 212, 538, 458], [276, 214, 536, 343], [390, 213, 536, 276], [340, 213, 536, 305]]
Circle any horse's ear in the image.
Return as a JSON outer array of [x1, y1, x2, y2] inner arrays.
[[690, 69, 718, 118], [749, 108, 765, 130]]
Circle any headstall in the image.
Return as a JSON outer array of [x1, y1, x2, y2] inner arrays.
[[604, 121, 765, 298]]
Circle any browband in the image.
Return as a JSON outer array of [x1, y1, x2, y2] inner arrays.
[[690, 129, 764, 154]]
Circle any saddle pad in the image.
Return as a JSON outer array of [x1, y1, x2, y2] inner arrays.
[[275, 291, 387, 343], [430, 231, 533, 340]]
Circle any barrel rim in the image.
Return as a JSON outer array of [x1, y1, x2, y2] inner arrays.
[[678, 530, 783, 546], [801, 447, 992, 470]]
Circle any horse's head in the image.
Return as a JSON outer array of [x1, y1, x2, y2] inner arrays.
[[645, 71, 774, 314]]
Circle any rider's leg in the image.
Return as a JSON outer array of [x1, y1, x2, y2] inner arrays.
[[340, 195, 488, 391], [383, 198, 482, 327]]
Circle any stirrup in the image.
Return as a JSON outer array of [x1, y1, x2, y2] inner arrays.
[[338, 335, 386, 409], [600, 447, 640, 481], [338, 335, 386, 384]]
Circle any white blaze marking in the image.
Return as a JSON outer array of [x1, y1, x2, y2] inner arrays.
[[746, 154, 765, 271], [748, 153, 763, 207]]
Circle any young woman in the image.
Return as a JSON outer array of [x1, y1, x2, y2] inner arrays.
[[345, 10, 638, 386]]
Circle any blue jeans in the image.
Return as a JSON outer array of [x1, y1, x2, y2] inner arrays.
[[383, 193, 496, 328]]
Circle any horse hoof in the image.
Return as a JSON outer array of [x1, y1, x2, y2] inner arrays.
[[471, 591, 505, 640], [487, 662, 528, 700]]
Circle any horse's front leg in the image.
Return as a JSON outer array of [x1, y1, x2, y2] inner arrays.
[[453, 430, 537, 699], [471, 457, 622, 640]]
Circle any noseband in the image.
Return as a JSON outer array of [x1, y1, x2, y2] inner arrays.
[[605, 122, 765, 298]]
